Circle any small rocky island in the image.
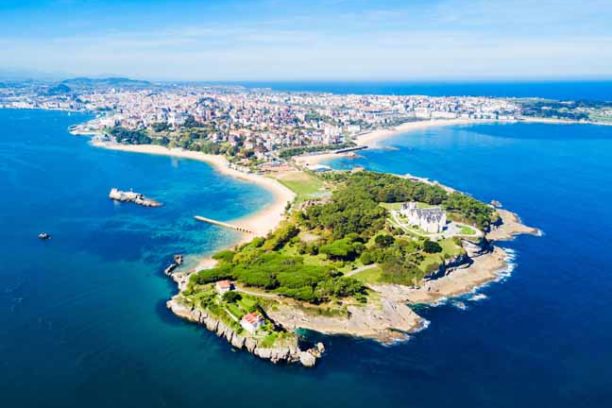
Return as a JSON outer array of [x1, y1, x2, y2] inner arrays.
[[109, 188, 161, 207], [166, 170, 538, 367]]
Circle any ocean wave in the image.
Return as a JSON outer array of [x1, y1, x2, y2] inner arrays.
[[423, 247, 518, 308], [383, 318, 431, 346], [495, 247, 517, 282], [414, 317, 431, 333], [451, 300, 468, 310], [469, 293, 488, 302]]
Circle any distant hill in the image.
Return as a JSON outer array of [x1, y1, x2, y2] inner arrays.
[[46, 83, 72, 95], [60, 77, 153, 90]]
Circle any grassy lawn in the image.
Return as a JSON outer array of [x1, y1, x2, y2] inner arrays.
[[225, 303, 243, 320], [380, 202, 403, 211], [458, 225, 476, 235], [380, 201, 434, 211], [260, 332, 279, 348], [387, 215, 429, 237], [237, 296, 258, 312], [274, 171, 326, 203], [419, 238, 465, 272], [351, 266, 382, 284], [438, 238, 465, 257]]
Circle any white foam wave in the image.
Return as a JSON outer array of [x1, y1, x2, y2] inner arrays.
[[414, 317, 431, 333], [451, 300, 468, 311], [469, 293, 488, 302]]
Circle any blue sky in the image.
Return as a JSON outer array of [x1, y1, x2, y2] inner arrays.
[[1, 0, 611, 81]]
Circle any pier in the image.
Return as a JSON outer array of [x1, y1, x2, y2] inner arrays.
[[334, 145, 368, 154], [194, 215, 253, 234]]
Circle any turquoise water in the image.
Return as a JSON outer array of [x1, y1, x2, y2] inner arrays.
[[2, 109, 612, 407]]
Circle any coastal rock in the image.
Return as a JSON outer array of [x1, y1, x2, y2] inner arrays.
[[487, 209, 540, 241], [461, 238, 492, 258], [192, 309, 203, 322], [299, 351, 317, 367], [197, 310, 209, 323], [166, 294, 318, 367], [314, 342, 325, 355], [230, 333, 246, 349], [166, 298, 197, 322], [244, 338, 257, 353], [204, 316, 219, 332], [443, 254, 472, 275], [270, 348, 290, 364], [168, 303, 317, 366], [254, 348, 272, 360], [268, 299, 422, 343], [426, 254, 472, 280]]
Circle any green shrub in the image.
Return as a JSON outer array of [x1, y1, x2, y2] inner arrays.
[[360, 251, 375, 265], [222, 291, 242, 303], [212, 250, 235, 264], [423, 240, 443, 254], [375, 234, 395, 248]]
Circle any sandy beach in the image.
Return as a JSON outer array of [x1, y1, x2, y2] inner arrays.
[[355, 118, 489, 148], [92, 141, 295, 241], [294, 118, 496, 167]]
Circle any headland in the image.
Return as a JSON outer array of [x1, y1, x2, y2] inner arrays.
[[85, 120, 540, 367]]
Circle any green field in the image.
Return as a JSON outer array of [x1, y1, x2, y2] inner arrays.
[[351, 266, 383, 284], [458, 225, 476, 235], [419, 238, 465, 272], [275, 171, 326, 203]]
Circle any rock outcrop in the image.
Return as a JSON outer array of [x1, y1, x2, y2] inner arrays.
[[267, 298, 423, 343], [487, 209, 540, 241], [166, 296, 321, 367]]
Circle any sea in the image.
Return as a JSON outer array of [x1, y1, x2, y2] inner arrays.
[[1, 82, 612, 407]]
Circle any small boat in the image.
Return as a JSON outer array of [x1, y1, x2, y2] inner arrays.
[[38, 232, 51, 240]]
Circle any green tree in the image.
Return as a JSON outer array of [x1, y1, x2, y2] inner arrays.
[[375, 234, 395, 248], [222, 291, 242, 303]]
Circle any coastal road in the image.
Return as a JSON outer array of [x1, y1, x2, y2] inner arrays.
[[234, 285, 282, 300], [345, 264, 378, 277]]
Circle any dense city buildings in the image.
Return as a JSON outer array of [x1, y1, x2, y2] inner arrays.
[[0, 80, 521, 160]]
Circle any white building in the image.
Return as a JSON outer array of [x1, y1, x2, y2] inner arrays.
[[215, 280, 234, 294], [240, 312, 264, 333], [400, 202, 447, 233]]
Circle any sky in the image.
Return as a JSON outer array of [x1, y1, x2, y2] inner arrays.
[[1, 0, 611, 81]]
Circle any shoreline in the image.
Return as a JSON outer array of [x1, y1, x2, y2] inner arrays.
[[295, 118, 496, 167], [355, 118, 492, 148], [92, 141, 295, 243], [91, 135, 538, 323], [373, 246, 511, 305], [82, 124, 539, 357], [294, 116, 611, 167]]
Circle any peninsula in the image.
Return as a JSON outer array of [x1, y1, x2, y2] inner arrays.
[[156, 151, 539, 366], [0, 78, 547, 367]]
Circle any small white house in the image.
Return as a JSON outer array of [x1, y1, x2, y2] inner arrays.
[[215, 280, 234, 294], [240, 312, 264, 333]]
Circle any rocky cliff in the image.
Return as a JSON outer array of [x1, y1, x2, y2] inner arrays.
[[166, 296, 321, 367]]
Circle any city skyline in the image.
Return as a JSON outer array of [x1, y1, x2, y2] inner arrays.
[[2, 0, 612, 81]]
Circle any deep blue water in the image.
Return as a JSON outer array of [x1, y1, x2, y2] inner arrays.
[[2, 109, 612, 407], [234, 80, 612, 101]]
